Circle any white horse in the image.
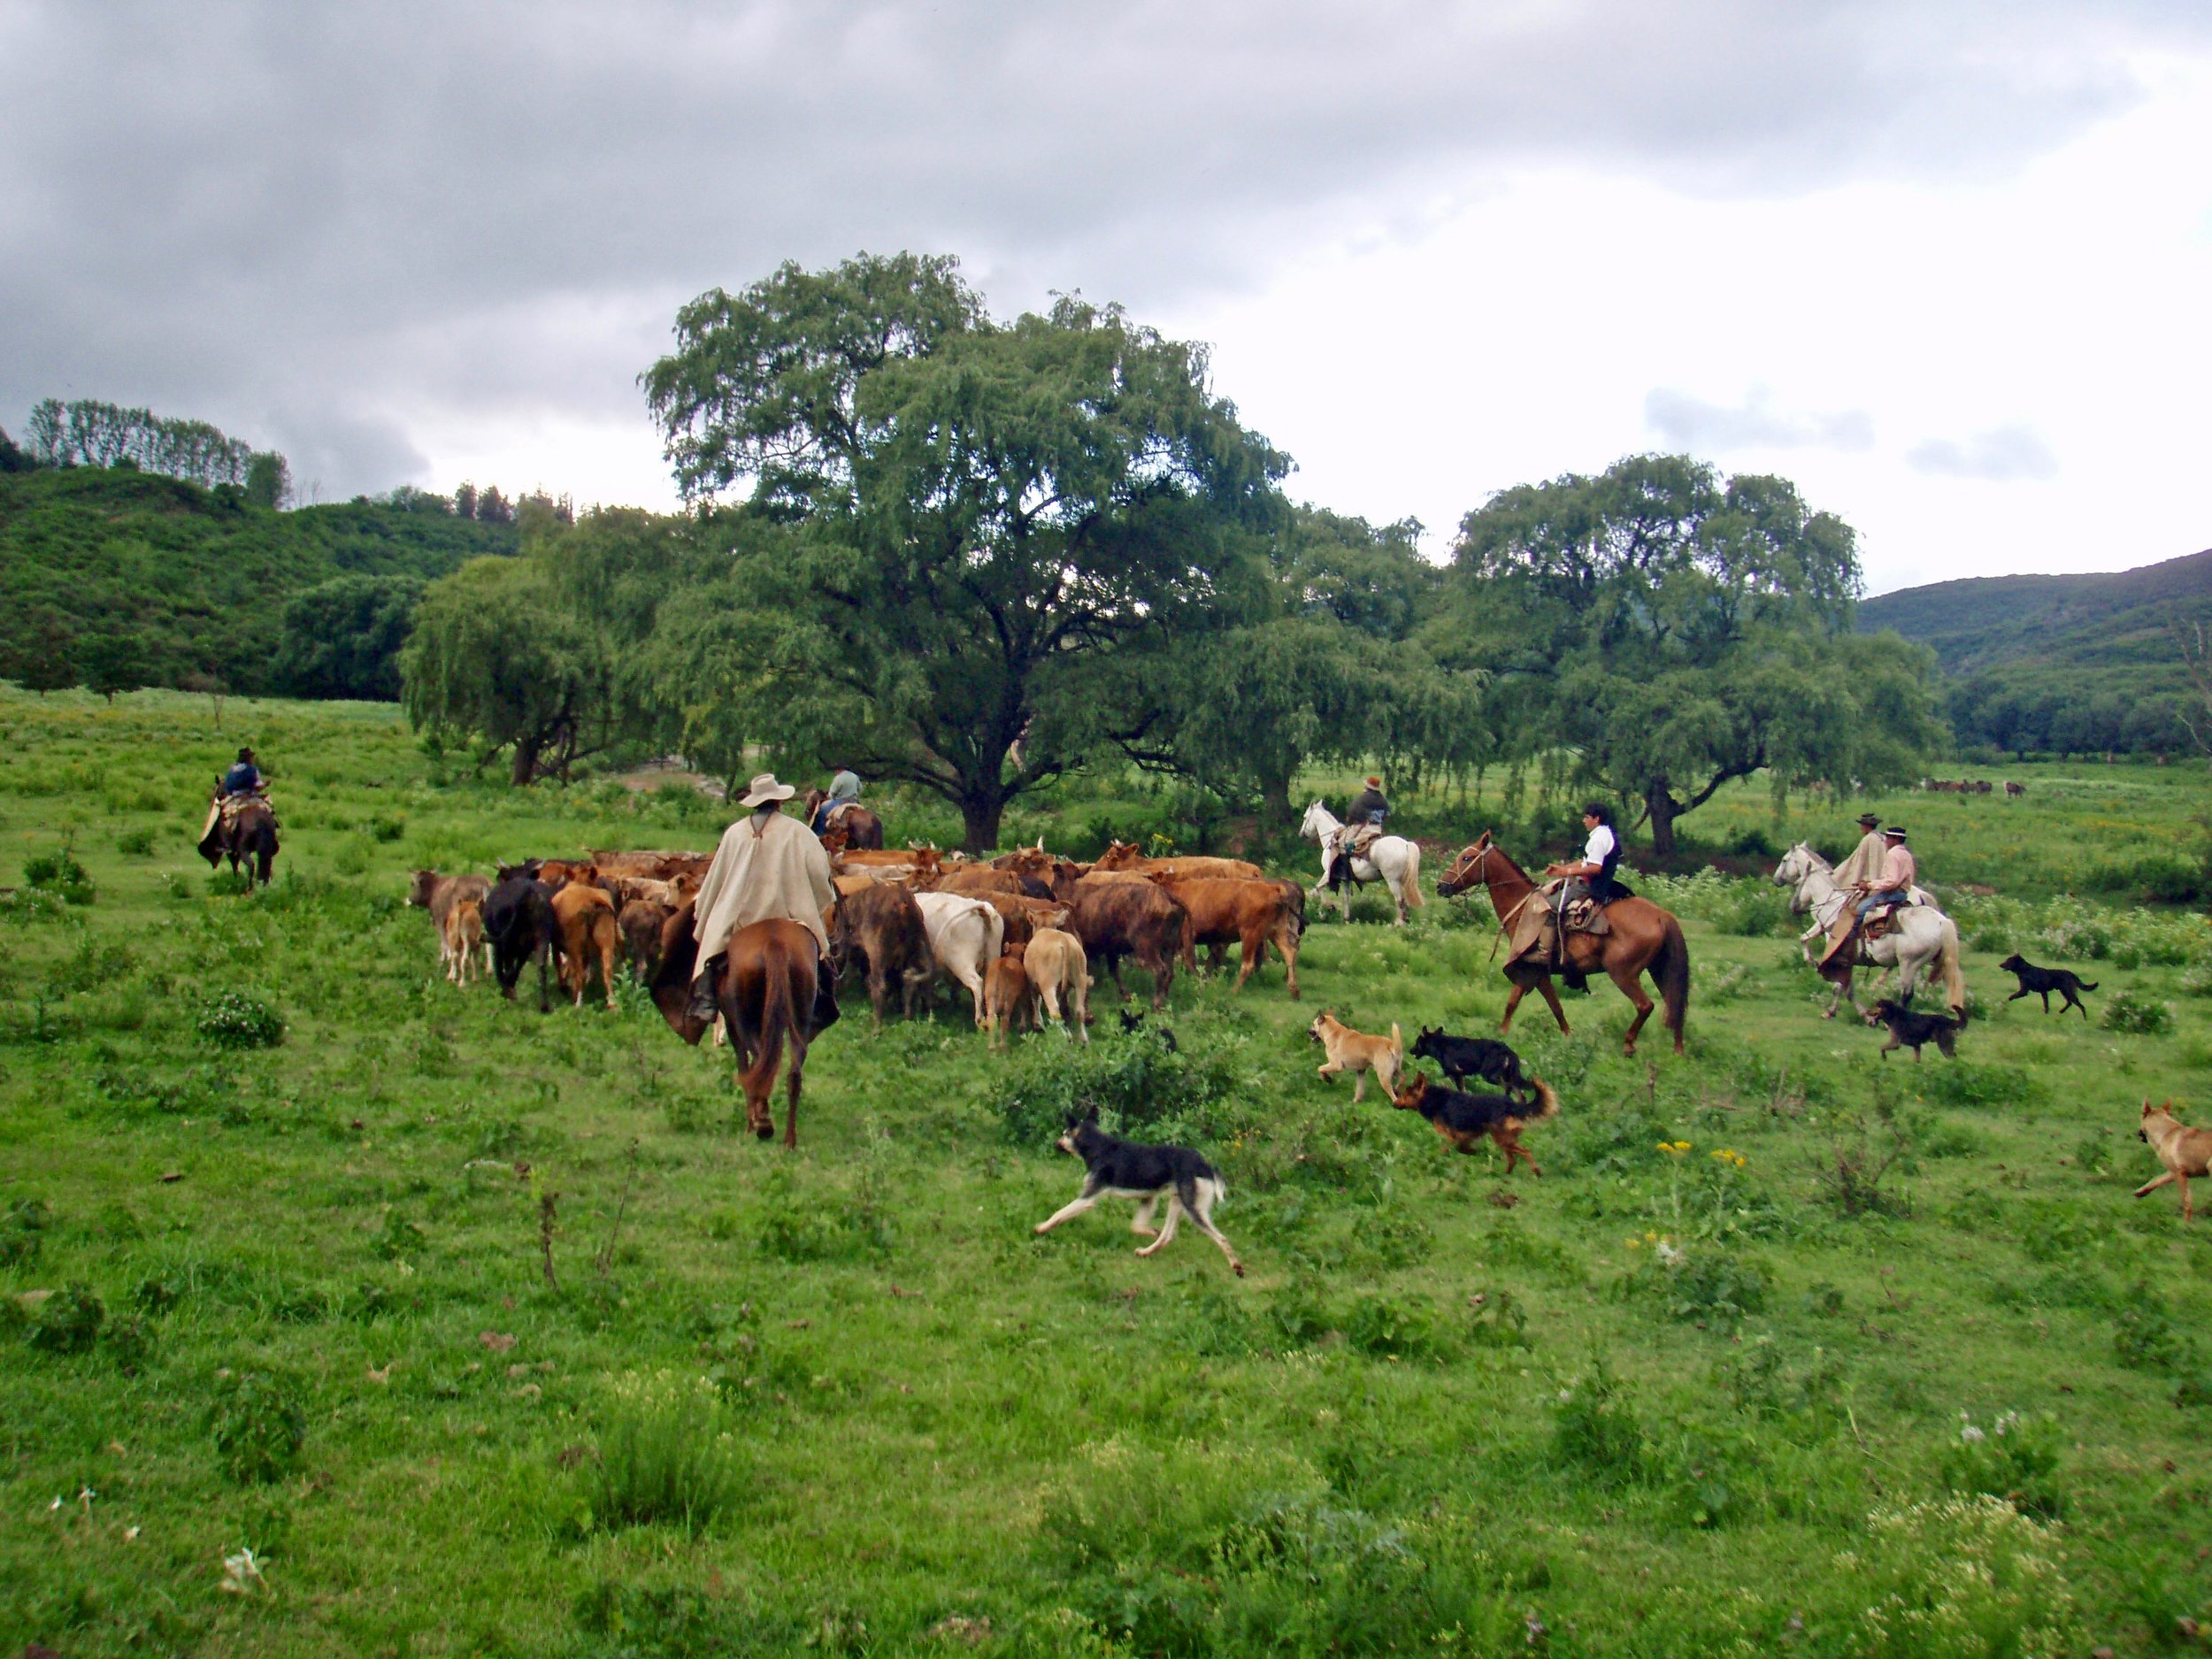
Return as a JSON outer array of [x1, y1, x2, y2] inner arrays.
[[1299, 801, 1424, 925], [1770, 842, 1965, 1018]]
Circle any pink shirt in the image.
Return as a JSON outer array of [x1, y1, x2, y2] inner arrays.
[[1878, 843, 1916, 890]]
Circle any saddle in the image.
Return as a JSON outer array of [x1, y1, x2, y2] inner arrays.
[[823, 799, 859, 828], [1341, 824, 1382, 861]]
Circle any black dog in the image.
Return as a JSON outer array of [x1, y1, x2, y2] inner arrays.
[[1997, 953, 2098, 1018], [1033, 1114, 1241, 1274], [1118, 1010, 1178, 1051], [1864, 997, 1965, 1061], [1408, 1027, 1532, 1099]]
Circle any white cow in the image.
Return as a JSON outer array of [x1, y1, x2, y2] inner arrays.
[[912, 893, 1006, 1027]]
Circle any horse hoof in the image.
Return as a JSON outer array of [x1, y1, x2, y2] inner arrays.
[[754, 1125, 773, 1141]]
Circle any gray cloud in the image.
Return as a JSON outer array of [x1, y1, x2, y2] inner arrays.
[[1645, 387, 1876, 453], [3, 1, 2204, 493], [1906, 424, 2060, 481]]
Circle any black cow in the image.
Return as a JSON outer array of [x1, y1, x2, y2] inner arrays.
[[483, 866, 558, 1012]]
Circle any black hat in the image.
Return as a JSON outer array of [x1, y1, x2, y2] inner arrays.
[[1883, 825, 1908, 840], [1855, 811, 1881, 828], [237, 746, 255, 762]]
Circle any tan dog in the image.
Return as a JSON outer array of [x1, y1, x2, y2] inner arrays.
[[984, 942, 1036, 1049], [442, 897, 487, 986], [1308, 1010, 1402, 1103], [2136, 1099, 2212, 1221]]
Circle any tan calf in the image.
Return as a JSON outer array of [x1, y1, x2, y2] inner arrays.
[[442, 897, 488, 986], [551, 884, 621, 1010], [983, 943, 1037, 1050]]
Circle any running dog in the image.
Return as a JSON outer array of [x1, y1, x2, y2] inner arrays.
[[1389, 1071, 1560, 1177], [1864, 997, 1965, 1060], [1118, 1010, 1177, 1050], [1997, 953, 2098, 1018], [1408, 1027, 1532, 1099], [2135, 1098, 2212, 1222], [1034, 1113, 1243, 1276], [1308, 1010, 1402, 1103]]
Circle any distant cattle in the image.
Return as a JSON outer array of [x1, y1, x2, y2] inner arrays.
[[1147, 872, 1302, 997], [407, 870, 491, 977], [443, 898, 488, 987], [550, 884, 621, 1010], [590, 849, 713, 883], [483, 870, 558, 1011], [923, 867, 1028, 898], [828, 883, 936, 1024], [912, 893, 1007, 1026], [1093, 840, 1265, 881]]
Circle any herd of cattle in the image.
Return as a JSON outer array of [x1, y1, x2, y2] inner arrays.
[[403, 837, 1310, 1040], [1922, 778, 2026, 796]]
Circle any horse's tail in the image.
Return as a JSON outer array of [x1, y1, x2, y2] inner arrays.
[[1937, 918, 1967, 1016], [1653, 912, 1692, 1047], [1402, 840, 1424, 908], [741, 937, 804, 1110]]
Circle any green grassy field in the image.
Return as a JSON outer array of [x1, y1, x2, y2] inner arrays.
[[4, 688, 2210, 1657]]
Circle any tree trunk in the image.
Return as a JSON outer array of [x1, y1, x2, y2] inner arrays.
[[959, 787, 1008, 856], [1260, 772, 1294, 828], [1645, 780, 1681, 860], [511, 733, 544, 787]]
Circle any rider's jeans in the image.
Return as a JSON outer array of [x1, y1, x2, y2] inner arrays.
[[1855, 887, 1907, 918]]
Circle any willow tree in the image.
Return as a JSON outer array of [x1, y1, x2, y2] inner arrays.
[[642, 253, 1289, 850], [1439, 454, 1941, 855]]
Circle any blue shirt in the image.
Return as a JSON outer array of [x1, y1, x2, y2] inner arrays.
[[222, 762, 261, 795]]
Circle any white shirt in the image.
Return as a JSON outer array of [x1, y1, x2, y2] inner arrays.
[[1583, 824, 1616, 866]]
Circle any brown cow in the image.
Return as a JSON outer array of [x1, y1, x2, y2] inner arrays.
[[1093, 840, 1264, 881], [551, 884, 621, 1010], [1056, 874, 1187, 1009], [618, 898, 672, 983], [589, 849, 713, 882], [1146, 873, 1302, 996], [983, 943, 1036, 1048], [827, 883, 935, 1024], [921, 867, 1027, 898], [1023, 926, 1091, 1041]]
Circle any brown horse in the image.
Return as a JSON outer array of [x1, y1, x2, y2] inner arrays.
[[1436, 832, 1690, 1056], [198, 798, 279, 887], [804, 789, 884, 850], [651, 907, 821, 1146]]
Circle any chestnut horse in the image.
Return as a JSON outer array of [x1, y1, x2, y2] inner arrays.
[[804, 789, 884, 850], [1436, 832, 1690, 1056], [651, 906, 822, 1147]]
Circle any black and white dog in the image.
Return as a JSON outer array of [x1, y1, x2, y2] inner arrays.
[[1407, 1027, 1532, 1100], [1034, 1112, 1243, 1276]]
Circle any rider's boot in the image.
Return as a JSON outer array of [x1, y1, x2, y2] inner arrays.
[[686, 957, 725, 1025]]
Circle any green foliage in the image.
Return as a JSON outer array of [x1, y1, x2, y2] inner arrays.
[[589, 1370, 744, 1534], [1551, 1356, 1649, 1485], [207, 1367, 307, 1484], [22, 845, 94, 905], [0, 1198, 51, 1266], [193, 991, 285, 1048], [2100, 988, 2175, 1034], [998, 1025, 1246, 1144], [1838, 1496, 2084, 1656], [1620, 1236, 1771, 1326], [27, 1281, 104, 1354], [274, 573, 425, 700], [1642, 867, 1793, 935], [1938, 1409, 2066, 1518]]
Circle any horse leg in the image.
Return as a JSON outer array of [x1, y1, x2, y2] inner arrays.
[[1604, 950, 1655, 1056], [783, 1029, 807, 1150]]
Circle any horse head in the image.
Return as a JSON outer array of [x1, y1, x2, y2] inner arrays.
[[1435, 831, 1494, 897], [1298, 801, 1333, 841]]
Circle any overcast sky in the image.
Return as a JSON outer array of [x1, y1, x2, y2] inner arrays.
[[5, 1, 2208, 595]]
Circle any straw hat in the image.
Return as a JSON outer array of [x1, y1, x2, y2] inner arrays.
[[739, 772, 796, 807]]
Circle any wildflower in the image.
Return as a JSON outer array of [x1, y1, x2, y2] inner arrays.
[[1960, 1425, 1986, 1444], [220, 1547, 265, 1595], [1673, 1140, 1691, 1151], [1625, 1237, 1642, 1248]]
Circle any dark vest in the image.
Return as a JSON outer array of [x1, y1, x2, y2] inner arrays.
[[1591, 829, 1623, 901], [1347, 789, 1387, 826]]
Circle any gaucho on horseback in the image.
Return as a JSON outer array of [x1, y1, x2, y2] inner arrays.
[[1327, 775, 1389, 891], [686, 772, 841, 1033], [197, 745, 280, 885]]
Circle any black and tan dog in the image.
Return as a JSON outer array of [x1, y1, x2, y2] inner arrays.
[[1408, 1027, 1532, 1100], [1389, 1071, 1559, 1176], [1997, 953, 2098, 1018], [1034, 1112, 1243, 1275], [1864, 997, 1965, 1061], [2135, 1098, 2212, 1222]]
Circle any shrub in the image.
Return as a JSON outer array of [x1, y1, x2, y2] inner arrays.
[[1835, 1496, 2083, 1656], [1551, 1356, 1648, 1486], [104, 1314, 157, 1375], [27, 1281, 105, 1354], [591, 1370, 744, 1534], [206, 869, 254, 897], [1939, 1409, 2065, 1518], [0, 1198, 52, 1266], [115, 827, 156, 856], [22, 846, 94, 905], [209, 1368, 307, 1484], [2100, 989, 2174, 1035], [1343, 1292, 1449, 1362], [1622, 1237, 1770, 1326], [998, 1025, 1245, 1145], [194, 990, 285, 1048]]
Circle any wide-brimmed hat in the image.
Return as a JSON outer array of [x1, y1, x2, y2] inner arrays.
[[1884, 825, 1909, 840], [1855, 811, 1881, 827], [739, 772, 796, 807], [1363, 775, 1382, 788]]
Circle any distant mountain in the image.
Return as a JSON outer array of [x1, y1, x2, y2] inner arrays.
[[1857, 547, 2212, 755], [0, 465, 518, 698]]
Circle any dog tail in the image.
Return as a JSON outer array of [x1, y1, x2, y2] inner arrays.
[[1389, 1021, 1402, 1054], [1936, 917, 1966, 1017], [1525, 1077, 1560, 1121], [2081, 981, 2099, 993]]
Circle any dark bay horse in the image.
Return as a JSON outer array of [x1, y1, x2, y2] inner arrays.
[[652, 905, 822, 1148], [804, 789, 884, 850], [1437, 832, 1690, 1056], [198, 799, 279, 887]]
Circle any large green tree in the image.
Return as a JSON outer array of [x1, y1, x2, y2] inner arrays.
[[642, 253, 1289, 849], [1439, 454, 1942, 855], [275, 574, 426, 701]]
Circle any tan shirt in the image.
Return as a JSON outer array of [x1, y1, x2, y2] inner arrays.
[[1833, 830, 1887, 889], [691, 807, 837, 962]]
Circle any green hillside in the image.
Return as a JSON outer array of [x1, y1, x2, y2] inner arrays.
[[1857, 548, 2212, 756], [0, 466, 518, 699]]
